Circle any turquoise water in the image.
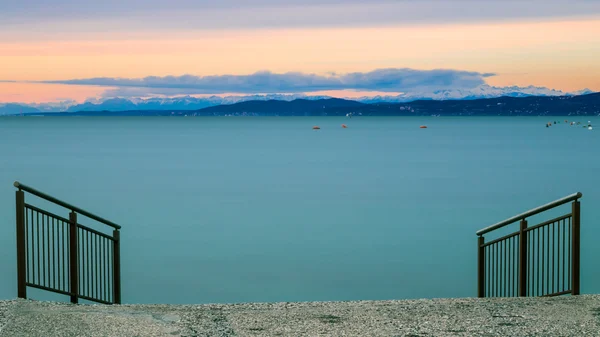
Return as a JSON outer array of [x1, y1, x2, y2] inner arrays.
[[0, 116, 598, 304]]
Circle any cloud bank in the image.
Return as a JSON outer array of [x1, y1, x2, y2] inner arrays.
[[42, 68, 496, 95]]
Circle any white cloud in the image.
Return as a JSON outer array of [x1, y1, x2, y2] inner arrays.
[[41, 68, 494, 95]]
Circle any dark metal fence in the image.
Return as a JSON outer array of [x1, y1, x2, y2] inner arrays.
[[477, 193, 582, 297], [15, 181, 121, 304], [476, 192, 581, 298]]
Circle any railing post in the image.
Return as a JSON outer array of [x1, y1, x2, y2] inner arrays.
[[113, 229, 121, 304], [572, 200, 580, 295], [16, 190, 27, 299], [69, 211, 79, 304], [519, 219, 528, 297], [477, 236, 485, 297]]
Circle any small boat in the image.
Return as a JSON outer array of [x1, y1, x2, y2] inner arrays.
[[341, 124, 348, 128], [312, 126, 321, 130], [419, 125, 427, 129]]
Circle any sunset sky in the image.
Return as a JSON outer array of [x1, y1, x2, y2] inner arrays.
[[1, 0, 599, 104]]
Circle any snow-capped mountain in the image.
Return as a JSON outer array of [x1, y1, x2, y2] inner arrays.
[[356, 85, 588, 103], [63, 94, 331, 112], [0, 86, 596, 114]]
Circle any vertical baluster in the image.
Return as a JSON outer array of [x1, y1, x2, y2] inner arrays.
[[544, 226, 550, 295], [541, 226, 545, 295], [61, 220, 65, 292], [494, 243, 498, 297], [524, 235, 527, 297], [557, 220, 561, 293], [24, 206, 29, 285], [113, 229, 121, 304], [96, 234, 99, 300], [47, 216, 51, 289], [529, 230, 533, 296], [43, 214, 46, 287], [42, 215, 45, 287], [80, 229, 84, 297], [500, 241, 503, 297], [37, 212, 41, 286], [513, 236, 519, 296], [504, 239, 507, 297], [506, 236, 514, 297], [561, 220, 567, 291], [65, 220, 69, 293], [87, 231, 91, 298], [82, 228, 85, 296], [537, 228, 540, 296], [91, 232, 94, 300], [572, 200, 580, 295], [16, 190, 27, 299], [28, 209, 33, 284], [94, 234, 100, 298], [568, 217, 571, 290], [486, 245, 490, 297], [91, 232, 95, 299], [69, 212, 78, 304], [59, 220, 63, 292], [551, 221, 555, 294], [101, 237, 105, 302], [490, 244, 493, 297], [52, 217, 55, 289], [78, 228, 81, 295], [518, 220, 527, 296], [104, 239, 111, 302]]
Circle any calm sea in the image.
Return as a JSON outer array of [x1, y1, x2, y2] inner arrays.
[[0, 116, 598, 304]]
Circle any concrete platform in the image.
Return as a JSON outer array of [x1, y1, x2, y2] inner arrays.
[[1, 295, 599, 336]]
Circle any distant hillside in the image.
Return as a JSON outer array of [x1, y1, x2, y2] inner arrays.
[[196, 93, 600, 116], [0, 104, 40, 115], [359, 92, 600, 116], [10, 93, 600, 117], [198, 98, 366, 116]]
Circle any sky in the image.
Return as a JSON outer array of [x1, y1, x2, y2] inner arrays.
[[1, 0, 600, 104]]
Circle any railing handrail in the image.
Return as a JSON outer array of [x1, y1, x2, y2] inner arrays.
[[14, 181, 121, 229], [476, 192, 582, 236]]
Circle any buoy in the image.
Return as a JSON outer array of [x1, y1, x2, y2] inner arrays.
[[419, 125, 427, 129], [341, 124, 347, 128], [312, 126, 320, 130]]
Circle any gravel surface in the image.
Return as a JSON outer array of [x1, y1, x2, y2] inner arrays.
[[1, 295, 600, 336], [0, 300, 14, 335]]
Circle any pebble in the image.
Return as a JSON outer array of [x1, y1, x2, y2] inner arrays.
[[1, 295, 599, 336]]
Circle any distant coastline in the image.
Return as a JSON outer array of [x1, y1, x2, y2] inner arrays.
[[3, 92, 600, 117]]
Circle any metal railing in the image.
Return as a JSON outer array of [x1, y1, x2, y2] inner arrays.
[[15, 181, 122, 304], [476, 192, 581, 298]]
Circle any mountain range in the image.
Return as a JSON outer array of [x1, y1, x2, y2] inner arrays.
[[1, 85, 596, 115], [12, 92, 600, 117]]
